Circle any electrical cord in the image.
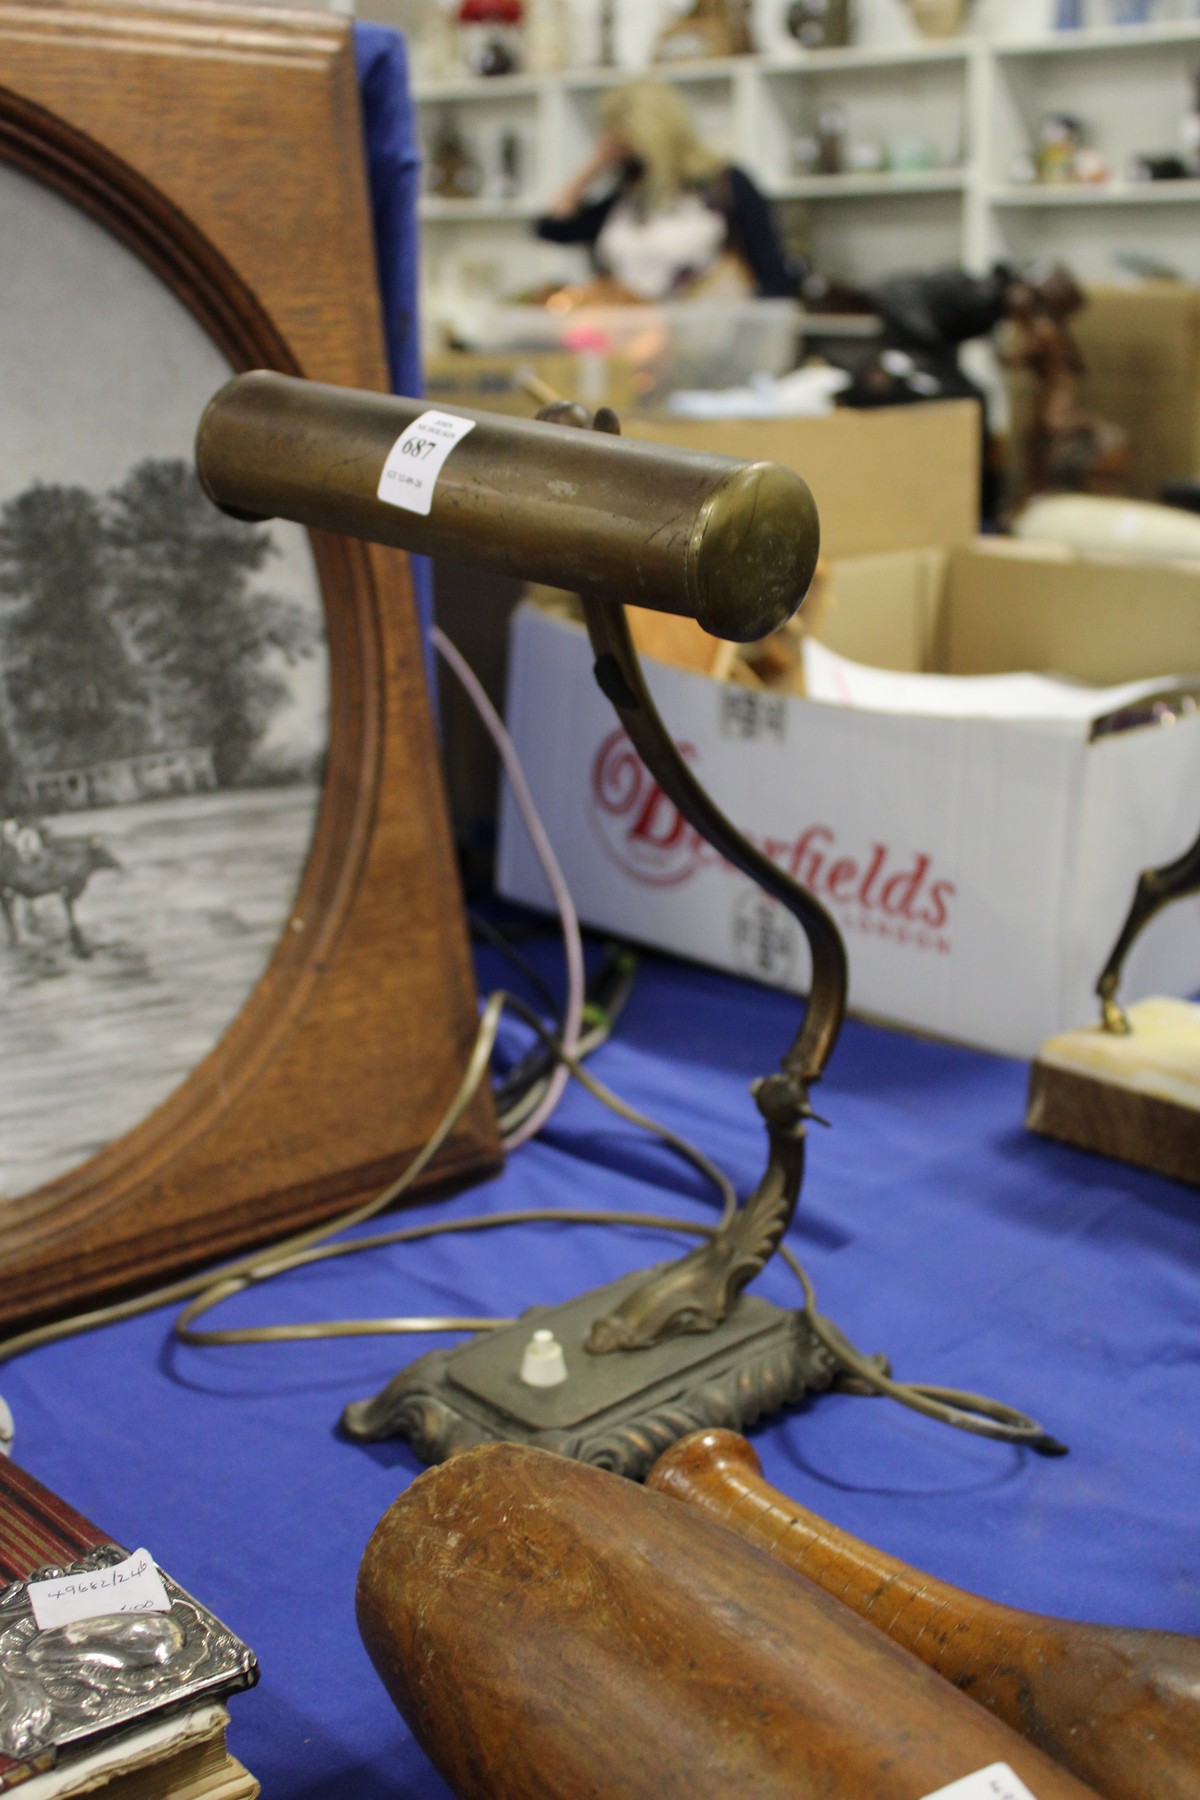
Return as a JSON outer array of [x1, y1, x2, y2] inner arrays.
[[0, 630, 619, 1367], [496, 946, 637, 1134], [0, 978, 737, 1363], [776, 1249, 1065, 1454], [0, 980, 1057, 1448], [494, 942, 635, 1105], [169, 994, 1060, 1451], [173, 986, 742, 1346], [0, 630, 1062, 1453], [469, 909, 560, 1021], [433, 625, 584, 1151], [0, 993, 508, 1367], [463, 997, 1066, 1455]]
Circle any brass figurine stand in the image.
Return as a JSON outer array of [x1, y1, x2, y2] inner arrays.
[[1028, 818, 1200, 1187]]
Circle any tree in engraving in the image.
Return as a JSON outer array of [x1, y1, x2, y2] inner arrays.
[[0, 483, 146, 769], [104, 458, 318, 785]]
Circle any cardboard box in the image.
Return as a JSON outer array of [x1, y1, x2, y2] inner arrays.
[[435, 398, 981, 849], [624, 400, 980, 559], [1075, 284, 1200, 501], [497, 541, 1200, 1058], [424, 350, 636, 420]]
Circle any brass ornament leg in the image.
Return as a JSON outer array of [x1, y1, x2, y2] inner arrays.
[[1096, 819, 1200, 1033]]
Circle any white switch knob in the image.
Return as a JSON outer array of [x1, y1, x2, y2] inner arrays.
[[520, 1328, 567, 1388]]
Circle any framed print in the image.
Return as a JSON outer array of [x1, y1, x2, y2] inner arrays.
[[0, 2, 499, 1331]]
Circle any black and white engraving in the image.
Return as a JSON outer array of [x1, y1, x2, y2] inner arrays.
[[0, 163, 328, 1199]]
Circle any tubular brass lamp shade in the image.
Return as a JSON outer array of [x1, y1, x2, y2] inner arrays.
[[196, 372, 820, 642]]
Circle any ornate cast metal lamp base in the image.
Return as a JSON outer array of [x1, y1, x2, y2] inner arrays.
[[341, 1267, 839, 1482]]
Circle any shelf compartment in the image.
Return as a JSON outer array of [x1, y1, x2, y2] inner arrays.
[[759, 42, 971, 75], [995, 20, 1200, 59], [565, 56, 742, 91], [776, 169, 967, 200], [415, 74, 546, 103], [419, 198, 543, 222], [991, 180, 1200, 206]]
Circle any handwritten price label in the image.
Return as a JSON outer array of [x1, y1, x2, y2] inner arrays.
[[923, 1765, 1038, 1800], [377, 410, 477, 517], [28, 1549, 170, 1632]]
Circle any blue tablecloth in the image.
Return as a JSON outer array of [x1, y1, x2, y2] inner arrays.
[[6, 927, 1198, 1797], [7, 31, 1196, 1798]]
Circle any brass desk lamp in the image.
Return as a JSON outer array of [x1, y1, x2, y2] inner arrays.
[[198, 373, 1056, 1476]]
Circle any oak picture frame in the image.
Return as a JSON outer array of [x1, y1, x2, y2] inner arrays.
[[0, 1, 499, 1332]]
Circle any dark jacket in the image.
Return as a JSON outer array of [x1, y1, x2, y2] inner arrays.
[[535, 164, 797, 300]]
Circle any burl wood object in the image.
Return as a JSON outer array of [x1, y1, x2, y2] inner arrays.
[[357, 1441, 1102, 1800], [0, 2, 497, 1330], [648, 1430, 1200, 1800]]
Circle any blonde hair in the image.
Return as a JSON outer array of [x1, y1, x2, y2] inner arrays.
[[597, 81, 724, 213]]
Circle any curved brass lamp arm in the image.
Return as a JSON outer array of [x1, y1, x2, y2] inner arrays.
[[580, 599, 848, 1086], [577, 600, 848, 1354], [525, 394, 847, 1356], [1096, 818, 1200, 1033]]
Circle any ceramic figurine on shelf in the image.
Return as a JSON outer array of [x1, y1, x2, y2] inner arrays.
[[905, 0, 970, 36], [1054, 0, 1083, 25], [598, 0, 617, 66], [816, 101, 846, 174], [457, 0, 524, 75], [785, 0, 851, 49], [655, 0, 752, 62], [1111, 0, 1154, 21], [1037, 113, 1085, 183], [427, 110, 483, 198], [728, 0, 755, 51], [497, 129, 523, 199]]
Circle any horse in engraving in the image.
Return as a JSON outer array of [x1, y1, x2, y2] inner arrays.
[[0, 826, 120, 958]]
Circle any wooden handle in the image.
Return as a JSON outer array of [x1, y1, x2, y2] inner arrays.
[[647, 1430, 1200, 1800], [358, 1441, 1101, 1800]]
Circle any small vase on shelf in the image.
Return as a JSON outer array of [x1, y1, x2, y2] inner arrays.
[[906, 0, 969, 36], [785, 0, 851, 50], [458, 0, 525, 75], [597, 0, 617, 67]]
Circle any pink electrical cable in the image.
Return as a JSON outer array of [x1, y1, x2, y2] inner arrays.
[[431, 625, 585, 1150]]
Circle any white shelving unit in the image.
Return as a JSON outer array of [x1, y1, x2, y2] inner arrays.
[[414, 18, 1200, 307]]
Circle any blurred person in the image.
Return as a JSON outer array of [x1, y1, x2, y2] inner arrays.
[[1, 816, 45, 863], [535, 80, 796, 302]]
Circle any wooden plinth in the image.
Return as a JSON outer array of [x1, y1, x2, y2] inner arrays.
[[1027, 998, 1200, 1188]]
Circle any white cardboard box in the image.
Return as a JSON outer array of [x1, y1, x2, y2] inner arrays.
[[497, 543, 1200, 1059]]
